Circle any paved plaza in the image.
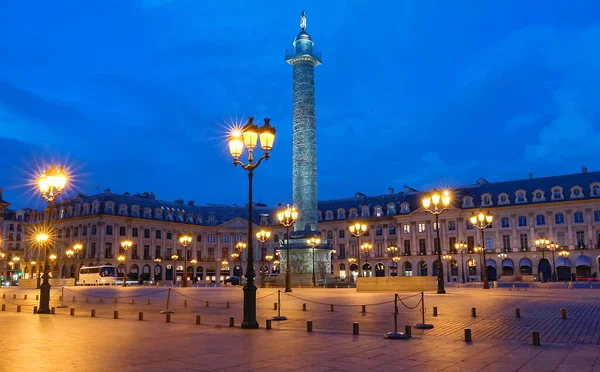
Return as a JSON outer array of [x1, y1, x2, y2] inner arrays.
[[2, 286, 600, 371]]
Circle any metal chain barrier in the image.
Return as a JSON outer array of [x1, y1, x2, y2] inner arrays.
[[281, 291, 415, 308]]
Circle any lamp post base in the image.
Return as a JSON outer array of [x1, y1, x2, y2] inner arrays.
[[436, 289, 446, 294], [38, 281, 52, 314], [241, 283, 259, 329], [285, 273, 292, 292], [385, 332, 409, 339], [414, 323, 434, 329]]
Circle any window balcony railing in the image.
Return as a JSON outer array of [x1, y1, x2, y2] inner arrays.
[[501, 247, 513, 253]]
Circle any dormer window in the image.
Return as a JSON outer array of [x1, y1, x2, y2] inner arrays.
[[337, 209, 345, 219], [105, 203, 114, 215], [592, 184, 600, 197], [570, 186, 584, 199], [361, 206, 370, 217], [515, 191, 526, 203], [317, 211, 322, 221], [326, 211, 333, 220], [498, 194, 509, 205], [551, 187, 564, 200], [388, 204, 396, 216], [155, 209, 163, 220], [119, 205, 128, 216], [481, 194, 492, 206], [144, 208, 152, 219], [462, 197, 473, 208], [532, 190, 545, 202], [401, 203, 410, 213], [349, 209, 358, 218], [375, 207, 383, 217]]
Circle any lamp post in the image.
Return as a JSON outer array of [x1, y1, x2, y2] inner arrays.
[[455, 241, 467, 283], [179, 234, 192, 287], [386, 244, 398, 257], [120, 239, 132, 287], [392, 255, 401, 276], [265, 254, 273, 284], [469, 211, 493, 289], [422, 190, 451, 294], [190, 258, 197, 284], [233, 241, 247, 278], [36, 164, 67, 314], [49, 253, 57, 279], [277, 205, 298, 293], [307, 236, 321, 287], [548, 242, 559, 282], [170, 254, 179, 285], [534, 237, 550, 259], [72, 242, 83, 284], [442, 254, 452, 283], [348, 222, 368, 278], [154, 257, 162, 283], [10, 256, 20, 283], [256, 229, 271, 288], [558, 249, 570, 281], [473, 246, 484, 282], [360, 243, 372, 276], [65, 249, 75, 279], [0, 251, 5, 284]]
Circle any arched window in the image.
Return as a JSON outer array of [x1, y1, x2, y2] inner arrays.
[[404, 261, 413, 276]]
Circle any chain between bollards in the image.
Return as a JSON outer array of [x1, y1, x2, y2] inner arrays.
[[272, 290, 287, 321]]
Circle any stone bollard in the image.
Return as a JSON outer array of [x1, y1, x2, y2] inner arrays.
[[33, 306, 38, 314], [560, 309, 567, 319], [139, 312, 144, 321], [184, 300, 187, 307], [226, 301, 230, 308], [266, 319, 272, 330], [100, 298, 104, 304], [464, 328, 472, 342], [131, 299, 135, 305], [85, 296, 89, 303], [36, 295, 39, 301], [113, 297, 117, 304], [13, 294, 16, 299], [362, 305, 366, 314], [24, 294, 27, 300], [17, 305, 21, 312], [1, 294, 4, 299], [114, 310, 119, 319], [405, 325, 412, 338], [70, 308, 75, 316], [568, 282, 573, 290], [205, 300, 209, 307], [73, 296, 76, 302], [515, 308, 521, 318], [147, 299, 151, 305], [307, 320, 313, 332], [330, 304, 334, 312], [166, 313, 171, 323], [471, 307, 477, 317], [532, 331, 540, 346], [51, 307, 55, 314], [229, 317, 234, 327], [433, 306, 438, 317], [196, 314, 201, 325], [91, 309, 96, 317], [1, 304, 5, 311], [273, 302, 277, 310], [353, 322, 359, 335], [302, 303, 306, 311]]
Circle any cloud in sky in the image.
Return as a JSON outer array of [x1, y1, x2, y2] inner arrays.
[[1, 1, 600, 208]]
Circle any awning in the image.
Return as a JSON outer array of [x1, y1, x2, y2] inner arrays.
[[519, 258, 532, 268], [486, 259, 497, 268], [576, 255, 591, 267], [502, 259, 514, 268], [556, 257, 571, 267]]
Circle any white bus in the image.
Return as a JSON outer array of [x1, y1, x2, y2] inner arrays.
[[79, 266, 117, 286]]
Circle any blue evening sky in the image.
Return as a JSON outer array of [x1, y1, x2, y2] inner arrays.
[[1, 0, 599, 209]]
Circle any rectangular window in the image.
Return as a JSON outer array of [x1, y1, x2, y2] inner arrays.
[[74, 227, 79, 237], [519, 234, 529, 250], [156, 230, 162, 239], [144, 229, 150, 238], [467, 236, 475, 253], [403, 240, 411, 255], [208, 234, 215, 243], [449, 237, 457, 254], [197, 234, 202, 242], [105, 243, 113, 258], [501, 217, 509, 228], [339, 230, 345, 239], [222, 234, 229, 243], [327, 231, 333, 239], [502, 235, 511, 251], [132, 228, 138, 237], [594, 211, 600, 222], [375, 227, 382, 236], [448, 221, 456, 231], [143, 245, 150, 259], [574, 212, 584, 223], [106, 225, 113, 235], [196, 250, 202, 260], [273, 234, 279, 243], [536, 215, 545, 226], [518, 216, 527, 227], [403, 225, 410, 234], [418, 239, 426, 255], [66, 228, 70, 237], [90, 242, 96, 258], [119, 226, 126, 236], [418, 223, 426, 233], [433, 222, 440, 232], [576, 231, 585, 248], [433, 237, 440, 254], [155, 246, 161, 258], [131, 244, 138, 259], [388, 226, 396, 235], [82, 226, 88, 236], [338, 244, 345, 259], [166, 248, 172, 258], [221, 247, 228, 260], [555, 213, 564, 225], [167, 232, 173, 240], [466, 221, 473, 230], [485, 236, 493, 251], [557, 232, 566, 246], [208, 248, 215, 261]]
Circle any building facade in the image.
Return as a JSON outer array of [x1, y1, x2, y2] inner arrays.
[[3, 168, 600, 285]]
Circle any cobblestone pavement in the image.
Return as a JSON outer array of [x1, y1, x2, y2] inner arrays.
[[2, 286, 600, 359]]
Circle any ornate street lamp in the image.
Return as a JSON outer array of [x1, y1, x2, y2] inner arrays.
[[307, 236, 321, 287], [264, 254, 273, 283], [170, 254, 179, 286], [442, 254, 452, 283], [233, 241, 246, 277], [422, 189, 451, 294], [455, 241, 467, 283], [360, 242, 372, 277], [548, 242, 560, 282], [473, 245, 484, 282], [36, 165, 67, 314], [256, 229, 271, 288], [392, 255, 401, 276], [386, 244, 398, 257], [277, 205, 298, 293], [558, 249, 570, 281], [469, 211, 493, 289], [179, 234, 192, 287], [534, 237, 551, 259], [228, 116, 275, 329], [120, 239, 132, 287], [348, 222, 368, 277], [498, 252, 507, 260], [72, 242, 83, 284]]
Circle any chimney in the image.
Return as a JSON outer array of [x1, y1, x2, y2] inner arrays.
[[403, 185, 410, 193], [187, 201, 195, 206], [104, 188, 111, 194], [528, 173, 533, 179], [124, 192, 130, 197], [174, 199, 184, 205], [582, 166, 588, 173], [388, 187, 394, 195]]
